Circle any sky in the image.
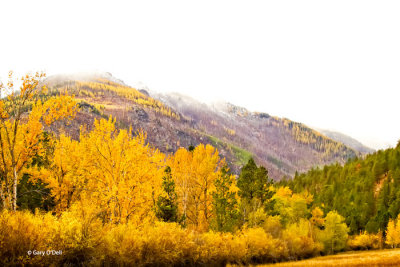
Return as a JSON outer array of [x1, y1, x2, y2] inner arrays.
[[1, 0, 399, 149]]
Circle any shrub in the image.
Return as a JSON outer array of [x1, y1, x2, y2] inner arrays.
[[282, 219, 321, 259], [348, 231, 382, 250]]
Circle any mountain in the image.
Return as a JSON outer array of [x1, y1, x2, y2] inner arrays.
[[318, 129, 375, 154], [44, 72, 363, 180]]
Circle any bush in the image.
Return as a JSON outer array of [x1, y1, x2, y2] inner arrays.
[[0, 210, 55, 265], [0, 210, 329, 266], [282, 219, 322, 259], [242, 227, 288, 263], [348, 231, 382, 250]]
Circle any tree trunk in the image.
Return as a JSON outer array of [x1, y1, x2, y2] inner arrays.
[[12, 167, 17, 211], [0, 186, 6, 209]]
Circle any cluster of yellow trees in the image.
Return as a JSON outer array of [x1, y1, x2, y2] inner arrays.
[[1, 73, 398, 266]]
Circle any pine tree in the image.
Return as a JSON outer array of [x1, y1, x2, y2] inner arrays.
[[211, 166, 238, 232], [155, 166, 179, 222], [237, 158, 274, 210]]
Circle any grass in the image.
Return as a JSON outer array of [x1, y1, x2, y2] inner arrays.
[[231, 144, 253, 165], [242, 249, 400, 267], [206, 134, 252, 166]]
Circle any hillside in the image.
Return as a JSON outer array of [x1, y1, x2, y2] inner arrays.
[[283, 141, 400, 234], [318, 129, 375, 154], [152, 92, 361, 179], [45, 73, 363, 180]]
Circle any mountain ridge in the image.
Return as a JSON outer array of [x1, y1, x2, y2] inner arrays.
[[44, 72, 367, 180]]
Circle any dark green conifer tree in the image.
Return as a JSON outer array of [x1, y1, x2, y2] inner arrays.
[[211, 166, 239, 232], [155, 166, 179, 222]]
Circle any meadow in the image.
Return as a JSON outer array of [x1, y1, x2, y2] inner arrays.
[[248, 249, 400, 267]]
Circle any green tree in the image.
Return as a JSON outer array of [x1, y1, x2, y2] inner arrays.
[[211, 166, 238, 232], [17, 131, 55, 212], [319, 211, 349, 254], [237, 158, 274, 207], [155, 166, 179, 223], [237, 158, 275, 225]]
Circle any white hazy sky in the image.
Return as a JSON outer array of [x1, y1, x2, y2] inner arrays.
[[1, 0, 399, 149]]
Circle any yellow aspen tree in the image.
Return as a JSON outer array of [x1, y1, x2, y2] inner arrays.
[[40, 117, 165, 224], [168, 144, 224, 231], [167, 147, 193, 224], [31, 134, 84, 214], [0, 72, 77, 210], [80, 118, 166, 224], [386, 215, 400, 248]]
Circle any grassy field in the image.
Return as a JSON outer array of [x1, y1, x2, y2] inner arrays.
[[229, 249, 400, 267]]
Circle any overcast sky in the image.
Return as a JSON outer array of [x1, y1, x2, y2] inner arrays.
[[1, 0, 399, 149]]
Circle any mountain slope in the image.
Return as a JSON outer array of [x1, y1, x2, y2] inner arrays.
[[45, 73, 362, 180], [284, 142, 400, 234], [318, 129, 375, 154], [153, 92, 360, 179]]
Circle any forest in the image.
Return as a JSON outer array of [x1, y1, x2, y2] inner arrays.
[[1, 72, 400, 266]]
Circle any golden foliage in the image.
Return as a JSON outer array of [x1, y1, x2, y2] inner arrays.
[[282, 219, 322, 259], [0, 72, 77, 210], [348, 231, 382, 250], [34, 117, 165, 224], [168, 144, 225, 231], [0, 209, 320, 266], [386, 215, 400, 248]]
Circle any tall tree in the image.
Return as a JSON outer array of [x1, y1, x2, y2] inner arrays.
[[155, 166, 179, 223], [237, 158, 274, 222], [168, 144, 224, 231], [0, 72, 77, 210], [319, 211, 349, 254], [211, 166, 239, 232]]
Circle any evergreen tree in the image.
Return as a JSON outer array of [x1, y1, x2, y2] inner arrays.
[[211, 166, 239, 232], [155, 166, 179, 222], [237, 158, 258, 201], [237, 158, 275, 224], [237, 158, 274, 206]]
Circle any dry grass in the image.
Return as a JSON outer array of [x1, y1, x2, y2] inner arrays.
[[229, 249, 400, 267]]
